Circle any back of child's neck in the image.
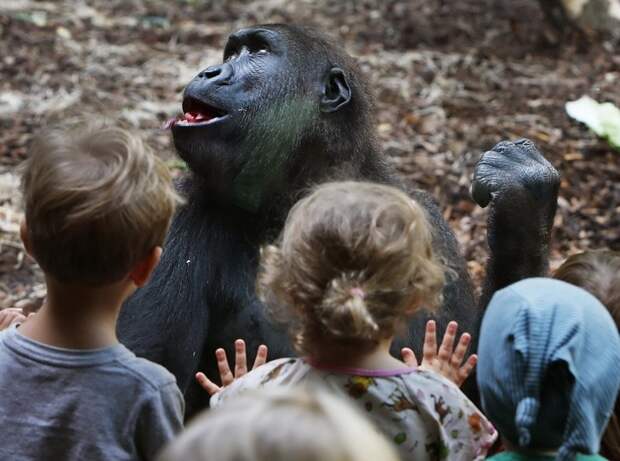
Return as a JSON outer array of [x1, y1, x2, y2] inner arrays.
[[309, 338, 407, 371], [17, 276, 128, 350]]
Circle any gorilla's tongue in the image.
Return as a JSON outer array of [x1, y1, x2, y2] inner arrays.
[[183, 111, 212, 123], [162, 112, 215, 130], [161, 111, 214, 129]]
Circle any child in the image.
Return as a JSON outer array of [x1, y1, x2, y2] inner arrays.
[[554, 251, 620, 460], [158, 386, 400, 461], [554, 250, 619, 327], [199, 181, 496, 460], [477, 278, 620, 461], [0, 120, 185, 460]]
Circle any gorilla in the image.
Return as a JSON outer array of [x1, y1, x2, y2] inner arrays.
[[117, 24, 560, 416]]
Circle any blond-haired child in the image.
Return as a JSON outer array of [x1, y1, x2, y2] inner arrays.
[[0, 119, 184, 460], [158, 386, 399, 461]]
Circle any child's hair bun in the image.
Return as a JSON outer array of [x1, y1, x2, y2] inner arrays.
[[318, 275, 379, 340]]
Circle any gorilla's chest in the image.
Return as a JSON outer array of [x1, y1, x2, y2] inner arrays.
[[177, 203, 292, 350], [171, 201, 270, 309]]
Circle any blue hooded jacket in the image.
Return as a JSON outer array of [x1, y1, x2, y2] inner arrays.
[[477, 278, 620, 461]]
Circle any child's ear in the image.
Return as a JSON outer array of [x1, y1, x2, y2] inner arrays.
[[20, 221, 33, 257], [129, 247, 162, 287]]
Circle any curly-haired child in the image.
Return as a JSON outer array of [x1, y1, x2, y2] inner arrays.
[[198, 181, 496, 461]]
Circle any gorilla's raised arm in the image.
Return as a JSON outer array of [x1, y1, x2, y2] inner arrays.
[[472, 139, 560, 308]]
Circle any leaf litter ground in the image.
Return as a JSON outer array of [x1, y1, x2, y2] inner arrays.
[[0, 0, 618, 309]]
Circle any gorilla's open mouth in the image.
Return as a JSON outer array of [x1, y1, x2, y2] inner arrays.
[[166, 97, 229, 128]]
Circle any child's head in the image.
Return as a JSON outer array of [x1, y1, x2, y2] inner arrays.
[[554, 250, 620, 328], [257, 181, 444, 357], [157, 386, 399, 461], [20, 119, 182, 286], [554, 250, 620, 459], [477, 278, 620, 460]]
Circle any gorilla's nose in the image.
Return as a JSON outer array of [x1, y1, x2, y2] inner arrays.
[[197, 64, 233, 85]]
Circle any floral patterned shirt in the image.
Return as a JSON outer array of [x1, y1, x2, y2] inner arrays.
[[211, 358, 497, 461]]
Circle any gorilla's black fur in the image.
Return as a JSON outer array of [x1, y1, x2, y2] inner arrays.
[[118, 24, 560, 416]]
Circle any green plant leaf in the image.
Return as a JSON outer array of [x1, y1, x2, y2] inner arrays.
[[566, 96, 620, 151]]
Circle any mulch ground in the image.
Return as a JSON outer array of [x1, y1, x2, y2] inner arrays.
[[1, 0, 618, 309]]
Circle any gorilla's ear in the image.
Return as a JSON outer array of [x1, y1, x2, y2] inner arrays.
[[320, 67, 351, 113]]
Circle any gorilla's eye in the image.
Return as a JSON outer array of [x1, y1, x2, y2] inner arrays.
[[246, 36, 270, 55]]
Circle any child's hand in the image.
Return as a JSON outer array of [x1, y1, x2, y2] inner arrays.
[[0, 308, 27, 331], [196, 339, 268, 396], [401, 320, 477, 387]]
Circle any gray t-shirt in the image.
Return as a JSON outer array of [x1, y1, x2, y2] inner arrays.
[[0, 325, 184, 461]]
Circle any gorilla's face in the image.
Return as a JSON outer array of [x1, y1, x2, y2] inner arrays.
[[170, 25, 355, 210], [171, 27, 313, 205]]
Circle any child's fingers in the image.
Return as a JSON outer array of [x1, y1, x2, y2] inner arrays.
[[252, 345, 268, 369], [234, 339, 247, 377], [451, 333, 471, 368], [400, 347, 418, 367], [215, 348, 234, 386], [458, 354, 478, 385], [10, 313, 26, 325], [195, 372, 221, 395], [0, 312, 9, 330], [438, 321, 457, 362], [0, 310, 24, 330], [422, 320, 437, 363]]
